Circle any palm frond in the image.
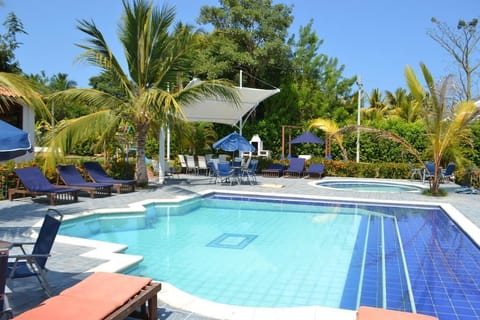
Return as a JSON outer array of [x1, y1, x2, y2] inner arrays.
[[0, 72, 49, 117], [43, 110, 118, 169], [47, 88, 125, 112], [75, 19, 132, 92]]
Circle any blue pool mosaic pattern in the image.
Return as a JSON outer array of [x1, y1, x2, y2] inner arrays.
[[207, 233, 258, 249], [59, 193, 480, 320]]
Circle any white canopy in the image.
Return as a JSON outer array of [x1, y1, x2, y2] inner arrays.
[[181, 79, 280, 127]]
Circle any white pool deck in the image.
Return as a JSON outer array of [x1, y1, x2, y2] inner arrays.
[[2, 175, 479, 319]]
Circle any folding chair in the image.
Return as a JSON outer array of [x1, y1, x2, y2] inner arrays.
[[7, 209, 63, 297]]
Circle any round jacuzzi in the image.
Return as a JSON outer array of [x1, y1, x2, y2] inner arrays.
[[314, 180, 425, 192]]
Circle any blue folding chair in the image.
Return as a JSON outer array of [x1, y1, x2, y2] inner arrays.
[[8, 209, 63, 297]]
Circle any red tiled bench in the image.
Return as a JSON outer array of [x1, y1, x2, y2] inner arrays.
[[357, 306, 438, 320], [13, 272, 161, 320]]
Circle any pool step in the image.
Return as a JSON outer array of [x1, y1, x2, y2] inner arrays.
[[356, 214, 416, 312]]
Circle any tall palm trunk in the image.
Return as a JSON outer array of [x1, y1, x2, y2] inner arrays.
[[135, 122, 149, 186]]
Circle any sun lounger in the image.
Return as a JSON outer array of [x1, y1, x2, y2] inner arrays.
[[56, 164, 112, 198], [9, 167, 79, 205], [357, 306, 438, 320], [83, 161, 135, 193], [262, 163, 285, 177], [12, 272, 162, 320], [304, 163, 325, 179], [283, 157, 305, 178]]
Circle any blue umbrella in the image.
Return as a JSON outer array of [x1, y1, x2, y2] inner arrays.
[[0, 120, 32, 161], [289, 131, 324, 144], [213, 132, 255, 152]]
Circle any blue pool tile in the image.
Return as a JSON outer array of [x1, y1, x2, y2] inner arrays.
[[206, 233, 258, 249]]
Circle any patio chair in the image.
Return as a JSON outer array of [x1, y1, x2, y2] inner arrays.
[[197, 155, 209, 176], [217, 162, 239, 185], [56, 164, 112, 198], [12, 272, 161, 320], [207, 161, 219, 184], [408, 162, 423, 180], [9, 167, 79, 205], [304, 163, 325, 179], [441, 162, 456, 183], [284, 157, 305, 178], [185, 155, 198, 175], [1, 249, 13, 320], [422, 161, 436, 183], [261, 163, 285, 177], [7, 209, 63, 297], [83, 161, 135, 193], [241, 159, 259, 185], [177, 154, 187, 173]]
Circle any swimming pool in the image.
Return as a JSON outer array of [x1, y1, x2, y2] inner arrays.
[[314, 180, 425, 192], [59, 193, 480, 320]]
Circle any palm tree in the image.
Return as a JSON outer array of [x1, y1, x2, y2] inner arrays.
[[405, 63, 480, 194], [308, 118, 348, 160], [385, 88, 423, 123], [45, 0, 238, 186]]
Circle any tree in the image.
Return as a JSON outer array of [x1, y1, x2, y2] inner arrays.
[[287, 20, 356, 123], [0, 12, 26, 73], [428, 17, 480, 100], [195, 0, 293, 87], [385, 88, 423, 123], [405, 63, 480, 194], [45, 0, 238, 186]]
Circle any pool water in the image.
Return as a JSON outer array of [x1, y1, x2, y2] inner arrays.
[[59, 193, 480, 320], [316, 180, 424, 192]]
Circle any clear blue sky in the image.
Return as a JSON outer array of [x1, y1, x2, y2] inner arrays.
[[1, 0, 479, 94]]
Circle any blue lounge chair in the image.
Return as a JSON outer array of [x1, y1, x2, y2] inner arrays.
[[422, 161, 436, 183], [83, 161, 135, 193], [441, 163, 456, 183], [56, 164, 112, 198], [304, 163, 325, 179], [8, 209, 63, 297], [10, 167, 79, 205], [284, 157, 305, 178], [262, 163, 285, 177]]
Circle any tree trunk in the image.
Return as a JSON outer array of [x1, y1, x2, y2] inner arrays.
[[135, 122, 149, 187], [430, 160, 441, 194]]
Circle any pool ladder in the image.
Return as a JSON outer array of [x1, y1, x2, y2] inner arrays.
[[356, 213, 416, 312]]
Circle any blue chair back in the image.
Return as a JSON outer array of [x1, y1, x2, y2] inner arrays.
[[57, 164, 85, 185], [425, 162, 435, 175], [288, 157, 305, 171], [217, 162, 232, 176], [32, 210, 63, 269], [83, 161, 110, 180], [444, 163, 456, 175], [14, 167, 53, 192], [308, 163, 324, 174]]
